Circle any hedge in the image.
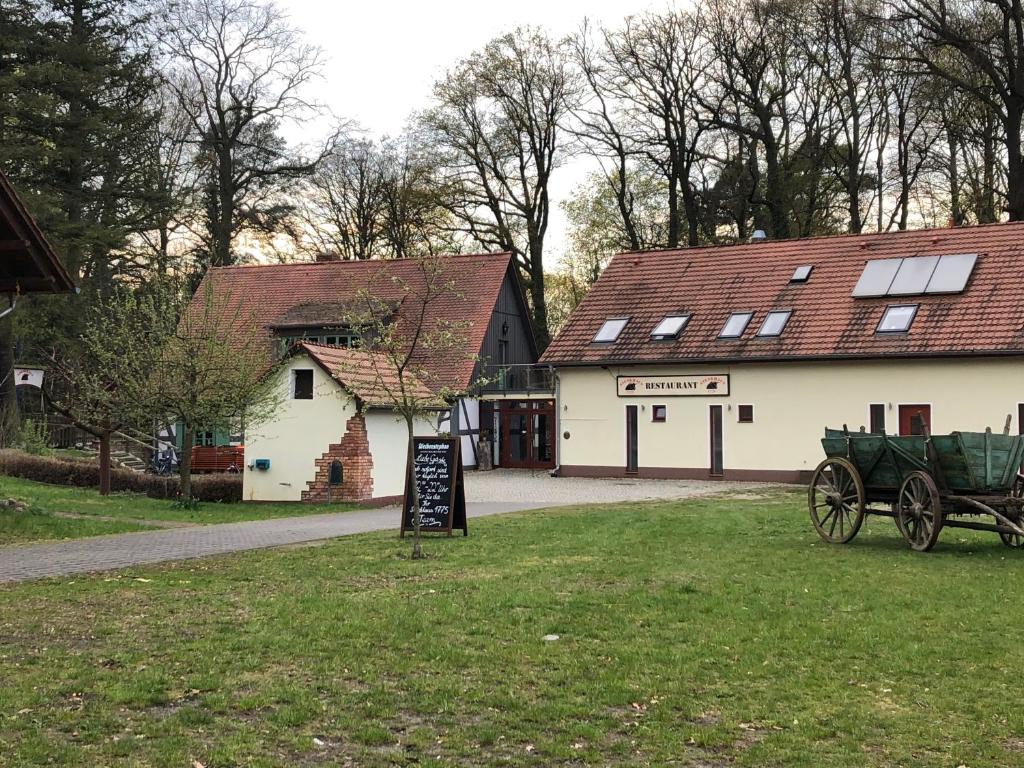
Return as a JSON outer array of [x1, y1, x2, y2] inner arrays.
[[0, 449, 242, 502]]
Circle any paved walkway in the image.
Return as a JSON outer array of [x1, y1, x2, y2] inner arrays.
[[0, 502, 537, 584], [0, 472, 780, 584]]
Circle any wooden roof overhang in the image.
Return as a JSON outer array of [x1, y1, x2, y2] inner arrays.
[[0, 172, 75, 295]]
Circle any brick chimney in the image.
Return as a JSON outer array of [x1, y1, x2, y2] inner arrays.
[[315, 251, 340, 262]]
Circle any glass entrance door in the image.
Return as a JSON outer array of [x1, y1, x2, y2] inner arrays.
[[499, 400, 555, 470]]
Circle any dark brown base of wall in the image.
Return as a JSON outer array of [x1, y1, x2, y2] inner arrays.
[[242, 494, 403, 507], [558, 465, 810, 485]]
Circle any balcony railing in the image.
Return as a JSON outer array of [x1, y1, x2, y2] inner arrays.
[[477, 363, 555, 395]]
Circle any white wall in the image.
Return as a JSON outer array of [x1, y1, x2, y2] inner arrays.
[[365, 411, 438, 498], [436, 397, 479, 466], [557, 357, 1024, 477], [244, 356, 356, 501]]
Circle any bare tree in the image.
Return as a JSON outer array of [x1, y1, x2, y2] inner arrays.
[[422, 27, 578, 349], [297, 131, 455, 260], [42, 289, 168, 495], [155, 280, 281, 501], [598, 10, 711, 246], [885, 0, 1023, 219], [340, 256, 475, 559], [302, 130, 386, 260], [700, 0, 810, 239], [158, 0, 331, 268]]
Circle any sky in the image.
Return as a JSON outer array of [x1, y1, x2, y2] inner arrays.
[[280, 0, 666, 264]]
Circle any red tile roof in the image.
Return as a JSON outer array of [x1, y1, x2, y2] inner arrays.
[[297, 343, 442, 408], [541, 222, 1024, 366], [189, 253, 512, 391]]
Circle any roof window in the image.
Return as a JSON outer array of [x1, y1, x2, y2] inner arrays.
[[593, 317, 629, 343], [790, 265, 813, 283], [877, 304, 917, 334], [719, 312, 753, 339], [756, 310, 791, 337], [650, 314, 690, 341]]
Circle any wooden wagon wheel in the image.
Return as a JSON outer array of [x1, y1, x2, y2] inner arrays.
[[999, 474, 1024, 549], [808, 457, 865, 544], [895, 471, 943, 552]]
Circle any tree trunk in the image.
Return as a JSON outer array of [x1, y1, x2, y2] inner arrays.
[[0, 314, 18, 446], [761, 131, 791, 240], [682, 184, 700, 247], [666, 161, 680, 248], [98, 430, 111, 496], [1005, 106, 1024, 221], [981, 112, 998, 223], [528, 234, 550, 351], [213, 145, 235, 266], [179, 421, 194, 501], [406, 416, 422, 559], [946, 123, 962, 226]]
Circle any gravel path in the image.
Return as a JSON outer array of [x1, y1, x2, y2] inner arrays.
[[0, 472, 782, 584], [465, 469, 780, 505]]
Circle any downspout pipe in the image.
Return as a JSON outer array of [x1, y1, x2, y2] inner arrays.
[[549, 365, 561, 477]]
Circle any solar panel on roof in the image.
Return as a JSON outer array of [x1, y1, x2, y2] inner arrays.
[[925, 253, 977, 293], [852, 258, 902, 297], [888, 255, 939, 295]]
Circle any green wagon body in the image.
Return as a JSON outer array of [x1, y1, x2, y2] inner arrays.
[[810, 426, 1024, 552], [821, 428, 1024, 500]]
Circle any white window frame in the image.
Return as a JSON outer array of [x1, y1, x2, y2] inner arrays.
[[718, 312, 754, 339], [756, 310, 792, 338], [876, 304, 918, 334], [650, 314, 691, 341], [593, 317, 630, 343]]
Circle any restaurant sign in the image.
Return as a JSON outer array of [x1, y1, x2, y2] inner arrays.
[[616, 374, 729, 397]]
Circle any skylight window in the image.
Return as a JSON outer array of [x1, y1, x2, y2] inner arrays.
[[650, 314, 690, 340], [719, 312, 753, 339], [593, 317, 629, 343], [756, 310, 791, 337], [790, 265, 813, 283], [877, 304, 918, 334]]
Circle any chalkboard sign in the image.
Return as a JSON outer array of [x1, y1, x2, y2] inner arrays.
[[401, 436, 467, 537]]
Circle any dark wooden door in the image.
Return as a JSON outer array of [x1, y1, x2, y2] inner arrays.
[[709, 405, 724, 476], [500, 400, 555, 470], [898, 404, 931, 436], [625, 406, 638, 473]]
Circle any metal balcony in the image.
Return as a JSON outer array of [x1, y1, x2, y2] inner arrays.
[[476, 364, 555, 395]]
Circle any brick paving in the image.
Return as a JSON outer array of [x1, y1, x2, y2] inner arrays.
[[0, 472, 775, 584], [0, 502, 537, 584]]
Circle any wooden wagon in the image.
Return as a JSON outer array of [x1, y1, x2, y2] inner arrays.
[[808, 421, 1024, 552]]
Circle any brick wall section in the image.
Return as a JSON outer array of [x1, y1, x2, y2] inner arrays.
[[302, 413, 374, 503]]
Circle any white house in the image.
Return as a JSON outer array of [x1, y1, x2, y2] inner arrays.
[[243, 343, 440, 504], [541, 221, 1024, 482]]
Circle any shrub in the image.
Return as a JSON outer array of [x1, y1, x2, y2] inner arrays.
[[14, 419, 53, 456], [0, 449, 242, 502]]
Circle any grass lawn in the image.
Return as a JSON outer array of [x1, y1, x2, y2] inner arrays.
[[2, 490, 1023, 767], [0, 475, 358, 544]]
